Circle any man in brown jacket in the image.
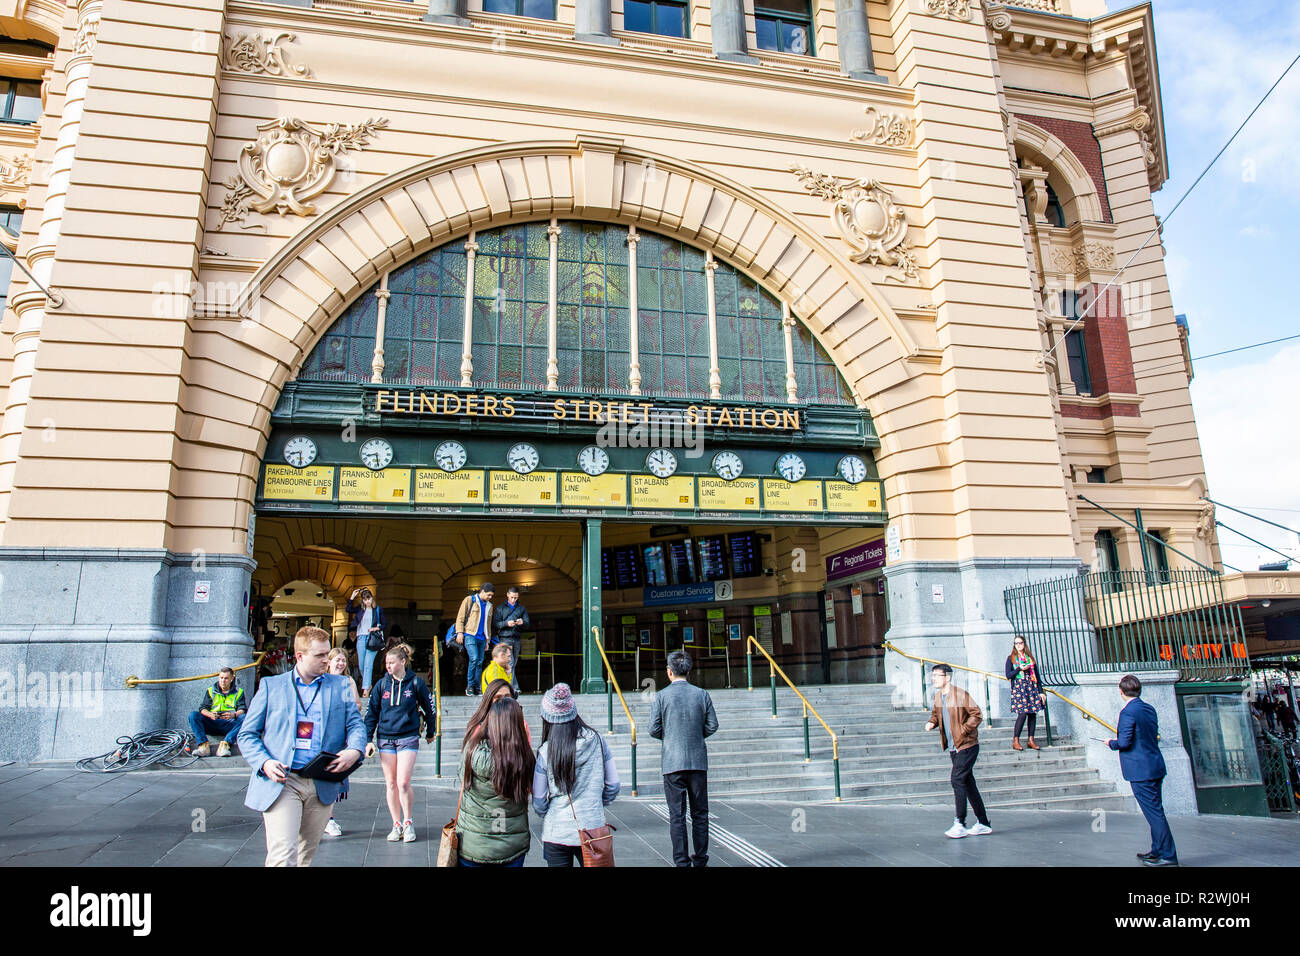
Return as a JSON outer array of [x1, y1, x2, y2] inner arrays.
[[924, 663, 992, 838], [454, 582, 494, 696]]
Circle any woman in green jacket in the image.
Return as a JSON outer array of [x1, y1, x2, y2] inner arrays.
[[457, 697, 535, 866]]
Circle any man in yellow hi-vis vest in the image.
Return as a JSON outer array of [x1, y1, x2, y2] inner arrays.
[[189, 667, 249, 757]]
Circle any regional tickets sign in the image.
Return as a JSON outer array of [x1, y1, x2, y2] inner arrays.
[[339, 467, 411, 503], [762, 478, 824, 512], [489, 470, 557, 507], [698, 477, 760, 510], [825, 479, 884, 513], [415, 469, 484, 504], [561, 472, 627, 508], [630, 475, 695, 509], [263, 465, 335, 500]]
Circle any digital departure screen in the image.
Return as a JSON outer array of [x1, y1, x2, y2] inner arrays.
[[642, 544, 670, 587], [667, 538, 698, 585], [612, 545, 644, 589], [728, 531, 761, 578], [601, 548, 615, 590], [696, 535, 728, 581]]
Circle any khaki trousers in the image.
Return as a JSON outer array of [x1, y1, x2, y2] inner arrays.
[[262, 772, 334, 867]]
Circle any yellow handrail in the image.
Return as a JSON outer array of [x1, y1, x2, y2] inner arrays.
[[125, 651, 267, 688], [592, 626, 638, 796], [432, 631, 443, 777], [881, 641, 1116, 734], [745, 635, 842, 800]]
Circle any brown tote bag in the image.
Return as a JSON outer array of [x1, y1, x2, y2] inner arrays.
[[437, 782, 464, 868], [568, 735, 616, 867]]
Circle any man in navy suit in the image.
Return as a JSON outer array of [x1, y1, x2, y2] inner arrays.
[[1107, 674, 1178, 867]]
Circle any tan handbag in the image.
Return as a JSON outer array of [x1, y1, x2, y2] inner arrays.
[[437, 782, 465, 867]]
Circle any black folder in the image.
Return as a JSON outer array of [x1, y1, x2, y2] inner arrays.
[[294, 751, 361, 782]]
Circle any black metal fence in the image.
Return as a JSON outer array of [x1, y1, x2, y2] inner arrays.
[[1004, 569, 1248, 686]]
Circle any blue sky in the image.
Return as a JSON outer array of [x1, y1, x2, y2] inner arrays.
[[1143, 0, 1300, 570]]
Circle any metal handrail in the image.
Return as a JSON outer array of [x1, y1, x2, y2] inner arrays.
[[125, 651, 267, 688], [882, 641, 1116, 735], [745, 635, 841, 800], [432, 633, 443, 778], [592, 627, 638, 796]]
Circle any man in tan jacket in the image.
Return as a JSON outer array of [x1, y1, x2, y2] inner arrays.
[[924, 663, 992, 839], [454, 582, 495, 696]]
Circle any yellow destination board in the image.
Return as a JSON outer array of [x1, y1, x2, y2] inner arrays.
[[630, 475, 695, 510], [763, 478, 825, 512], [697, 477, 760, 510], [489, 470, 557, 507], [561, 472, 627, 508], [825, 479, 884, 513], [415, 469, 484, 505], [263, 465, 335, 501], [338, 467, 412, 503]]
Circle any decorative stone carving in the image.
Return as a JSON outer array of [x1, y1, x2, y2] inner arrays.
[[1195, 501, 1215, 541], [850, 106, 915, 148], [984, 2, 1012, 31], [218, 117, 388, 229], [1096, 107, 1158, 168], [1051, 242, 1116, 275], [0, 153, 34, 194], [223, 32, 312, 78], [925, 0, 970, 20], [1020, 165, 1049, 223], [73, 12, 100, 56], [790, 164, 918, 281]]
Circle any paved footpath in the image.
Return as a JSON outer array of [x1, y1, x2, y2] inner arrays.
[[0, 763, 1294, 867]]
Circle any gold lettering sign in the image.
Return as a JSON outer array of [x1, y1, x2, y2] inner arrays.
[[763, 478, 825, 512], [489, 470, 557, 507], [415, 469, 484, 505], [376, 390, 799, 430], [630, 475, 696, 510], [825, 480, 883, 513], [338, 467, 411, 503], [263, 464, 334, 500], [698, 477, 761, 510], [561, 472, 627, 508]]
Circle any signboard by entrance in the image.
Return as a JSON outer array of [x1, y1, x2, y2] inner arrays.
[[488, 470, 556, 507], [630, 475, 696, 510], [415, 469, 484, 504], [263, 465, 335, 500], [698, 477, 760, 510], [560, 472, 627, 508], [644, 580, 734, 607], [339, 467, 411, 502]]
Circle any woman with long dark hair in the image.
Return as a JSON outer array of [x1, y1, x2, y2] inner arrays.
[[455, 698, 534, 866], [532, 683, 620, 867], [1005, 635, 1047, 750], [346, 587, 386, 696]]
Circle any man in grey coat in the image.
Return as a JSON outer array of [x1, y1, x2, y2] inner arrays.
[[650, 650, 719, 867]]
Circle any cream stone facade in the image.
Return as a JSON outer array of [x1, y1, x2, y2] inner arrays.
[[0, 0, 1225, 760]]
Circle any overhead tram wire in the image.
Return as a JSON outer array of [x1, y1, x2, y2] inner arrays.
[[1041, 48, 1300, 372], [1215, 521, 1297, 567], [1120, 332, 1300, 382], [1204, 496, 1300, 537]]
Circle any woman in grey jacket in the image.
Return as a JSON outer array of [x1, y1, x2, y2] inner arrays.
[[532, 683, 620, 866]]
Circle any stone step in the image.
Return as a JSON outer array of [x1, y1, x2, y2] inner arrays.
[[847, 779, 1121, 806]]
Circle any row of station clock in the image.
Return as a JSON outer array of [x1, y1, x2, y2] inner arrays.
[[280, 436, 872, 484]]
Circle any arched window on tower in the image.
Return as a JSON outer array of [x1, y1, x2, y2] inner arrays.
[[1044, 181, 1066, 228]]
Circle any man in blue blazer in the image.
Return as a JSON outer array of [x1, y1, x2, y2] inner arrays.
[[239, 626, 366, 866], [1107, 674, 1178, 866]]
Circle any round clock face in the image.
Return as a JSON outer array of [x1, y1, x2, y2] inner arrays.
[[577, 445, 610, 477], [837, 454, 868, 485], [712, 451, 744, 481], [283, 436, 317, 469], [434, 440, 467, 473], [507, 442, 540, 474], [359, 438, 394, 471], [645, 448, 678, 478], [776, 452, 806, 483]]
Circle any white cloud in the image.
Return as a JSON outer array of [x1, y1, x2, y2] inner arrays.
[[1190, 343, 1300, 570]]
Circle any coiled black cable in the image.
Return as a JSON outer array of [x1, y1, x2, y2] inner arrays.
[[75, 729, 201, 773]]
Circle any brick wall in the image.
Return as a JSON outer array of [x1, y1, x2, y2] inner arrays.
[[1016, 113, 1112, 223]]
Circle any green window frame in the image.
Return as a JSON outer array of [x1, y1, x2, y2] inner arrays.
[[1064, 327, 1091, 395], [555, 222, 630, 393], [634, 231, 708, 398], [792, 323, 853, 405], [0, 205, 22, 310], [0, 77, 40, 124], [482, 0, 557, 19], [754, 0, 814, 56], [623, 0, 688, 38], [714, 264, 788, 402], [298, 290, 380, 383]]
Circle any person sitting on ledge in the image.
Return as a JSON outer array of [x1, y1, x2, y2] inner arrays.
[[189, 667, 248, 757]]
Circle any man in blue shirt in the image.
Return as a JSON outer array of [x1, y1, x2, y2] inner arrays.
[[238, 626, 366, 866], [454, 582, 495, 696]]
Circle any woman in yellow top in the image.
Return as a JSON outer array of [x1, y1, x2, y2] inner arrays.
[[481, 642, 514, 695]]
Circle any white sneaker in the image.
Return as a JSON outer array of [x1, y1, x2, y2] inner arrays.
[[402, 821, 416, 843], [967, 822, 993, 836], [386, 823, 404, 842], [944, 820, 970, 839], [324, 818, 342, 837]]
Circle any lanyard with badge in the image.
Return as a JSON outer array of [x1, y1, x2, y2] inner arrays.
[[293, 675, 322, 751]]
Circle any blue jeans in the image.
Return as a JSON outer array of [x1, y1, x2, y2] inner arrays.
[[359, 637, 380, 693], [188, 711, 244, 744], [458, 855, 525, 867], [465, 636, 486, 694]]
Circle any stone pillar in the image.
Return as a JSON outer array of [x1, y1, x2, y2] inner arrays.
[[580, 518, 606, 693], [833, 0, 885, 83], [711, 0, 756, 63], [1072, 670, 1198, 815], [425, 0, 470, 26], [575, 0, 618, 45]]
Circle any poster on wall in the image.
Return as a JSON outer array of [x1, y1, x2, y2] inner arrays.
[[851, 584, 864, 615], [780, 610, 793, 646]]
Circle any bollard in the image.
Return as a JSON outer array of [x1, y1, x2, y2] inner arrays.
[[747, 645, 753, 692], [1044, 695, 1053, 747], [770, 669, 778, 718], [607, 679, 614, 732], [833, 750, 842, 801], [435, 734, 442, 778], [803, 704, 811, 762], [631, 741, 638, 797]]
